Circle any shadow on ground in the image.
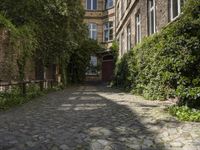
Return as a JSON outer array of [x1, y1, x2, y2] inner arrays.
[[0, 82, 180, 150]]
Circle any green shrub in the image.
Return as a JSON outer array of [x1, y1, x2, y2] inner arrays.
[[0, 84, 60, 110], [169, 106, 200, 122], [113, 0, 200, 107]]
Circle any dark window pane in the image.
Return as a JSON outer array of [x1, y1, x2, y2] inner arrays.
[[104, 30, 109, 41], [173, 0, 179, 18], [93, 0, 97, 10], [151, 11, 154, 34], [87, 0, 91, 9], [109, 29, 113, 40]]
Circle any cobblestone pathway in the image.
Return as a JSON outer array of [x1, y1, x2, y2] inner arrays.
[[0, 84, 200, 150]]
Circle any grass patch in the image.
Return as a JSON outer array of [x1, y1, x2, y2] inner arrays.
[[168, 105, 200, 122]]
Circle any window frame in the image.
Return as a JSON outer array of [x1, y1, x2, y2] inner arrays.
[[116, 4, 120, 26], [121, 31, 125, 55], [104, 22, 114, 42], [170, 0, 184, 21], [148, 0, 156, 35], [88, 23, 98, 40], [127, 23, 131, 51], [105, 0, 113, 9], [135, 12, 141, 44], [86, 0, 98, 10]]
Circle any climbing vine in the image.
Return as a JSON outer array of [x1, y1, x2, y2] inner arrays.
[[0, 0, 102, 84], [113, 0, 200, 108]]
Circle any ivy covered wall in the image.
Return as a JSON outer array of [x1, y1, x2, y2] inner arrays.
[[113, 0, 200, 108]]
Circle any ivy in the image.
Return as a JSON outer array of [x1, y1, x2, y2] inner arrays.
[[0, 0, 102, 85], [113, 0, 200, 108]]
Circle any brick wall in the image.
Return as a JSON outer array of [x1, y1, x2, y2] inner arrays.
[[82, 0, 115, 49], [115, 0, 170, 56]]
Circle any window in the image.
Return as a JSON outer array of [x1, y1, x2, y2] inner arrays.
[[104, 22, 113, 42], [127, 24, 131, 51], [121, 0, 125, 18], [148, 0, 156, 35], [105, 0, 113, 9], [88, 23, 97, 40], [86, 0, 97, 10], [86, 56, 98, 75], [136, 12, 141, 44], [170, 0, 184, 20], [127, 0, 131, 7], [116, 4, 120, 25], [121, 32, 125, 55]]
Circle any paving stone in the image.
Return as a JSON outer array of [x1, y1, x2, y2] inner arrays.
[[170, 142, 183, 147], [127, 143, 141, 149], [97, 139, 110, 146], [143, 139, 154, 147], [59, 144, 69, 150], [91, 140, 104, 150], [26, 141, 36, 147], [0, 84, 199, 150], [182, 144, 198, 150]]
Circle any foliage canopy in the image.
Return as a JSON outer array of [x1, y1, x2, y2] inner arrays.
[[0, 0, 102, 84]]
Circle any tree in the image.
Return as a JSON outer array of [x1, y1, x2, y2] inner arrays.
[[0, 0, 102, 85]]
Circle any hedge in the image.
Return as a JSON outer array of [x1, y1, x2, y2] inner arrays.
[[113, 0, 200, 108]]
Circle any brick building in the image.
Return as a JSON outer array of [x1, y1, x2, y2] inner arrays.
[[82, 0, 116, 81], [116, 0, 184, 56], [82, 0, 184, 80]]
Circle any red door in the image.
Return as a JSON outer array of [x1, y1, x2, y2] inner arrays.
[[102, 60, 114, 82]]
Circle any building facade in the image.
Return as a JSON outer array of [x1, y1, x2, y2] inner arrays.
[[82, 0, 184, 54], [83, 0, 184, 81], [115, 0, 184, 57], [82, 0, 116, 81]]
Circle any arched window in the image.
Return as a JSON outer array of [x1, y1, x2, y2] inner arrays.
[[88, 23, 97, 40]]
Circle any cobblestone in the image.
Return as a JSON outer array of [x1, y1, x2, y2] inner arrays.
[[0, 84, 199, 150]]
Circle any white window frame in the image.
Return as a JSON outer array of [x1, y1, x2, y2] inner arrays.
[[104, 22, 113, 42], [86, 0, 98, 10], [170, 0, 182, 21], [136, 13, 141, 44], [89, 23, 97, 40], [148, 0, 156, 35]]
